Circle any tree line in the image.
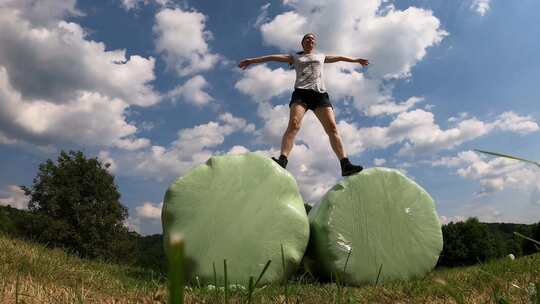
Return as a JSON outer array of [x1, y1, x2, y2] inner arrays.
[[0, 150, 538, 275]]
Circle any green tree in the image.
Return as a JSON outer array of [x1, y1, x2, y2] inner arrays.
[[21, 150, 135, 262], [523, 221, 540, 254], [438, 218, 498, 267]]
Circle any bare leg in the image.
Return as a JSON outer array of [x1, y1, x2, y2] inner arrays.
[[313, 106, 346, 160], [280, 103, 308, 157]]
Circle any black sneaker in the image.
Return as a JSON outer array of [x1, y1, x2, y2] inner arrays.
[[271, 155, 288, 169], [340, 158, 363, 176]]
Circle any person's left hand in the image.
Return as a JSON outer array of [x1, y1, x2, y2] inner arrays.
[[357, 58, 369, 67]]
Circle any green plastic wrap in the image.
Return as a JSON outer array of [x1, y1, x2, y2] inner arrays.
[[162, 152, 309, 286], [306, 168, 443, 286]]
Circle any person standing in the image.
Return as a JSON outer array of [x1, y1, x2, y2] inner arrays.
[[238, 33, 369, 176]]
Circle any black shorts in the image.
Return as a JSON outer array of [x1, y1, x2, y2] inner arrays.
[[289, 88, 333, 111]]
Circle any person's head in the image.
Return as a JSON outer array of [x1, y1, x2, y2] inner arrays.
[[301, 33, 316, 52]]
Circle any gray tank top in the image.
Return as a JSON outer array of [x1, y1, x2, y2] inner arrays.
[[291, 52, 326, 93]]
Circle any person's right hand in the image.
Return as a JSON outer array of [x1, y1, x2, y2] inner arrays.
[[238, 59, 252, 70]]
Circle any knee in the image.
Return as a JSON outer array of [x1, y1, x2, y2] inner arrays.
[[286, 119, 302, 134]]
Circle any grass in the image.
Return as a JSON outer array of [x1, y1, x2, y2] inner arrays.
[[1, 233, 539, 303]]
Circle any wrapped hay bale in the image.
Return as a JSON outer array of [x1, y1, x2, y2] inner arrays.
[[162, 152, 309, 286], [306, 168, 443, 285]]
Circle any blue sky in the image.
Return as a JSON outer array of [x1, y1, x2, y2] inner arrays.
[[0, 0, 539, 235]]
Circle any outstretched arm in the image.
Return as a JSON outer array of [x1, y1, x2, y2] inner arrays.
[[325, 55, 369, 67], [238, 54, 293, 70]]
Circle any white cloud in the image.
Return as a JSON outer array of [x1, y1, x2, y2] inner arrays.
[[0, 10, 158, 106], [250, 99, 538, 203], [109, 112, 255, 181], [3, 0, 82, 27], [470, 0, 491, 16], [333, 109, 495, 156], [167, 75, 214, 106], [235, 65, 295, 102], [365, 96, 424, 116], [373, 158, 386, 166], [154, 8, 220, 76], [240, 1, 448, 116], [227, 145, 251, 155], [254, 3, 272, 28], [0, 4, 158, 149], [433, 150, 540, 195], [136, 201, 163, 220], [98, 151, 118, 173], [259, 1, 447, 79], [0, 69, 150, 149], [126, 200, 163, 234], [0, 185, 29, 209], [235, 63, 414, 117], [493, 111, 539, 135], [439, 215, 466, 225], [119, 0, 169, 11]]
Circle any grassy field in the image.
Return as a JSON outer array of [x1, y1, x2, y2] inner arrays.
[[1, 234, 538, 304]]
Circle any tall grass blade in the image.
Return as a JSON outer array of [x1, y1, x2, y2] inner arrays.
[[281, 244, 289, 303], [281, 244, 286, 284], [224, 259, 229, 304], [343, 249, 352, 273], [247, 276, 254, 304], [213, 261, 218, 298], [15, 269, 19, 304], [167, 233, 184, 304], [213, 262, 217, 285], [254, 260, 272, 287], [474, 149, 540, 168], [374, 264, 383, 286]]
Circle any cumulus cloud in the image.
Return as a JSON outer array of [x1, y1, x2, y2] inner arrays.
[[2, 0, 82, 27], [373, 158, 386, 166], [260, 1, 447, 79], [235, 65, 295, 102], [346, 110, 537, 156], [253, 3, 272, 28], [239, 0, 448, 115], [365, 96, 424, 116], [0, 185, 29, 209], [119, 0, 169, 11], [109, 112, 255, 181], [98, 151, 118, 173], [136, 201, 163, 220], [439, 215, 466, 225], [0, 68, 150, 149], [167, 75, 214, 106], [470, 0, 491, 16], [154, 8, 220, 76], [0, 3, 158, 149], [493, 111, 539, 135], [250, 102, 538, 202], [227, 145, 251, 155], [0, 10, 158, 106], [126, 200, 163, 234], [432, 150, 540, 196]]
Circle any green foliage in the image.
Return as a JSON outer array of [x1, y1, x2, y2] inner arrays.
[[20, 150, 134, 262], [438, 218, 498, 267], [523, 222, 540, 254], [136, 234, 167, 274], [0, 206, 18, 235]]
